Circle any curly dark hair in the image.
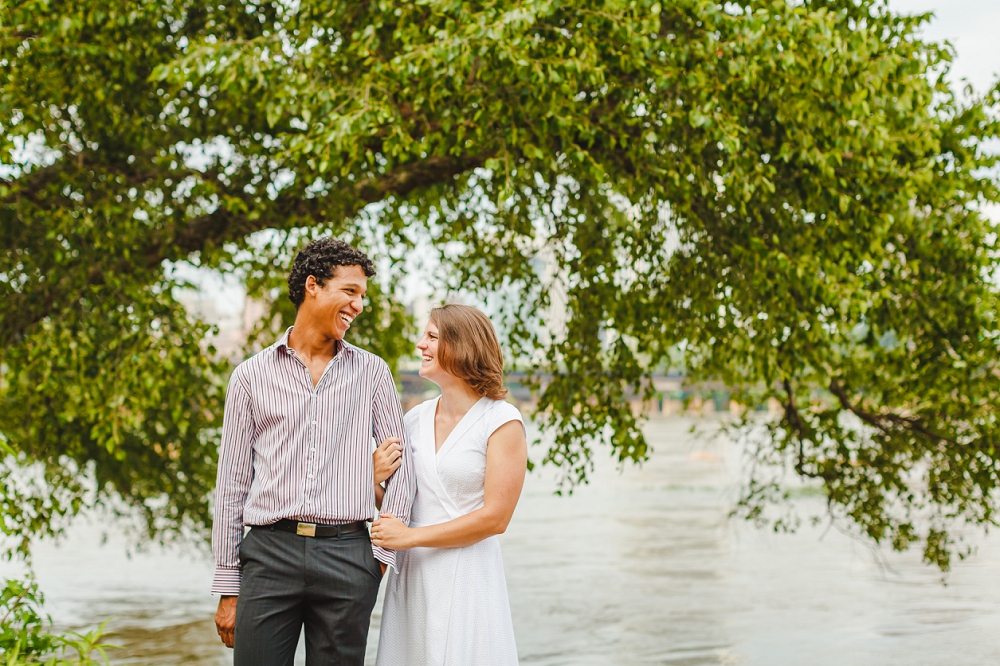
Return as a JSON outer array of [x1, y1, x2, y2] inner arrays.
[[287, 238, 376, 307]]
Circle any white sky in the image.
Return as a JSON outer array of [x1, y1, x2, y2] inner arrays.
[[887, 0, 1000, 94]]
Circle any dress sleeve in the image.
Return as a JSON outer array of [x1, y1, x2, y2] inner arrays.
[[486, 401, 524, 439]]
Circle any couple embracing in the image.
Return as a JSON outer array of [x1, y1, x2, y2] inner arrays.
[[211, 238, 527, 665]]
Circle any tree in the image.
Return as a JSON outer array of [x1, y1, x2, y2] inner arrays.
[[2, 0, 998, 573]]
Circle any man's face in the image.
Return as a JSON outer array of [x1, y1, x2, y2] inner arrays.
[[303, 264, 368, 340]]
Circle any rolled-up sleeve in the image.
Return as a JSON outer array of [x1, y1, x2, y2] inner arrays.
[[211, 368, 255, 595], [370, 362, 415, 570]]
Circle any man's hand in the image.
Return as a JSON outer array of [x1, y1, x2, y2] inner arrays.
[[380, 562, 387, 576], [215, 596, 237, 648]]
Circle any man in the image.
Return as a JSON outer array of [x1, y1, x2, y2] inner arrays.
[[212, 238, 414, 665]]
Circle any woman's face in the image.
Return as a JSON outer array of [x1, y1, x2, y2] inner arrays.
[[416, 320, 444, 382]]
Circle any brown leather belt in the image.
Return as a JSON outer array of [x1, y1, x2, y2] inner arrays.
[[261, 519, 367, 538]]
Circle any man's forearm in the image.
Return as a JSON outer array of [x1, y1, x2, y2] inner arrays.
[[382, 452, 414, 526], [212, 373, 254, 595], [211, 566, 242, 596], [211, 496, 247, 595], [372, 543, 396, 570]]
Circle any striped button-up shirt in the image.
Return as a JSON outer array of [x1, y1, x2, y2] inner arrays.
[[211, 327, 414, 596]]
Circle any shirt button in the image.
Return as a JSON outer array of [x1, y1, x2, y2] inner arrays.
[[308, 474, 314, 479], [310, 447, 316, 452], [311, 420, 317, 425]]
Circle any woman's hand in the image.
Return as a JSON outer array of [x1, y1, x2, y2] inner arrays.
[[373, 437, 403, 485], [371, 513, 415, 550]]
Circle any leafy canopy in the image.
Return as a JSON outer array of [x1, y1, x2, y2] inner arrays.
[[2, 0, 999, 570]]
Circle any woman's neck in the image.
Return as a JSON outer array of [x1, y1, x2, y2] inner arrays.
[[436, 377, 481, 418]]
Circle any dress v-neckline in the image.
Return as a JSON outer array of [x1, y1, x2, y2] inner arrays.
[[431, 396, 488, 458]]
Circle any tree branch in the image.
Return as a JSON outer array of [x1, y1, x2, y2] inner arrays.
[[782, 378, 823, 479], [3, 153, 490, 340], [354, 154, 488, 203], [828, 380, 958, 447]]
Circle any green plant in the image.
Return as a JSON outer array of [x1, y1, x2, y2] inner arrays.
[[0, 579, 113, 666]]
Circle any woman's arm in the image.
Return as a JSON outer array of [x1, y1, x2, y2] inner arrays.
[[372, 420, 527, 550]]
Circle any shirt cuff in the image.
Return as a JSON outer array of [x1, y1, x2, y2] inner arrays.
[[211, 566, 242, 596], [372, 544, 397, 571]]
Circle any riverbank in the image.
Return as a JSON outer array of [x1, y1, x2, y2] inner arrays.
[[5, 416, 999, 665]]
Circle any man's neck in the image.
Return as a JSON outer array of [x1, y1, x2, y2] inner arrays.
[[287, 319, 341, 361]]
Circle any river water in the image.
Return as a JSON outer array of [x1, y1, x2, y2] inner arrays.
[[6, 416, 1000, 665]]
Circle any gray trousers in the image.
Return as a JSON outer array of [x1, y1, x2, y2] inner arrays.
[[233, 525, 383, 666]]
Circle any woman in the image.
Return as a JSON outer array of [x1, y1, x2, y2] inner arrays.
[[370, 304, 528, 665]]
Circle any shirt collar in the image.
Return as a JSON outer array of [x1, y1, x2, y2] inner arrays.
[[274, 327, 294, 352], [273, 326, 354, 358]]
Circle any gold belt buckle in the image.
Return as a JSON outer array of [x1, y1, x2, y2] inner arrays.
[[296, 522, 317, 537]]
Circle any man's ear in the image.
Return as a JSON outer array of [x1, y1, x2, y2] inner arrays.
[[303, 275, 319, 300]]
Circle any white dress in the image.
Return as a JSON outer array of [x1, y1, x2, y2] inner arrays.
[[375, 396, 523, 666]]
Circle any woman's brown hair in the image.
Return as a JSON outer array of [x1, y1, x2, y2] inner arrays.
[[429, 304, 508, 400]]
